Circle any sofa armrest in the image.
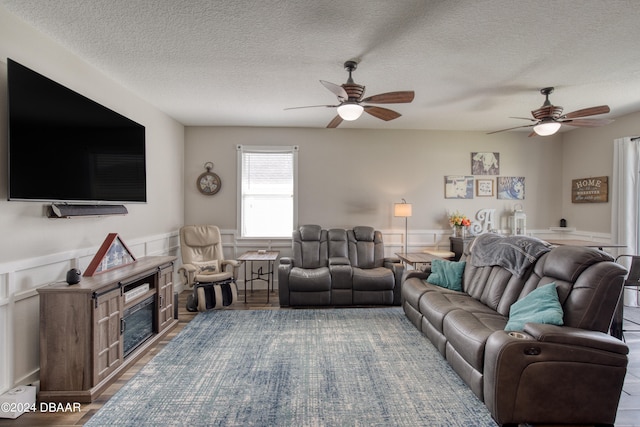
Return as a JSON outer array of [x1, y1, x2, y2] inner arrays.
[[221, 259, 241, 279], [329, 256, 350, 266], [401, 270, 429, 282], [483, 328, 628, 425], [277, 257, 293, 306], [384, 259, 405, 305], [177, 263, 197, 288], [329, 257, 352, 290], [523, 323, 629, 355]]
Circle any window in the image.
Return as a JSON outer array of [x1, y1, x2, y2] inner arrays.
[[237, 145, 297, 238]]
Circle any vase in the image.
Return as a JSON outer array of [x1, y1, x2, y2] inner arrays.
[[453, 225, 466, 238]]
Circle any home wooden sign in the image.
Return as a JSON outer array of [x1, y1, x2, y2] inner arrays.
[[571, 176, 608, 203]]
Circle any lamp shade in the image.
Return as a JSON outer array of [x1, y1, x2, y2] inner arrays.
[[337, 103, 364, 121], [394, 202, 412, 217], [533, 121, 561, 136]]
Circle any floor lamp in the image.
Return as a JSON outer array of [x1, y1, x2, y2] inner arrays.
[[394, 199, 412, 254]]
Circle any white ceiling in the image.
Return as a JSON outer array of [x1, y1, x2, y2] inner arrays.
[[2, 0, 640, 132]]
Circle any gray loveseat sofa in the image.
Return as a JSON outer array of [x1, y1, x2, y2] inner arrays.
[[402, 233, 629, 426], [278, 225, 404, 306]]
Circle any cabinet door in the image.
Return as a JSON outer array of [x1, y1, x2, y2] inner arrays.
[[93, 288, 123, 383], [157, 265, 175, 331]]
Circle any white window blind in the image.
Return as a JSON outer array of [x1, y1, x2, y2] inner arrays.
[[237, 145, 297, 238]]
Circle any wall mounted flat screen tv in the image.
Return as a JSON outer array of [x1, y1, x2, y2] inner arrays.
[[7, 59, 147, 203]]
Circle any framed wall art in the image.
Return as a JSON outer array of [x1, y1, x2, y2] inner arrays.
[[476, 178, 495, 197], [445, 175, 474, 199], [571, 176, 608, 203], [471, 152, 500, 175], [497, 176, 525, 200]]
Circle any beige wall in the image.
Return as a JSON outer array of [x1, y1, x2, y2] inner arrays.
[[0, 7, 185, 393], [0, 9, 185, 262], [2, 2, 638, 395], [562, 111, 640, 233], [185, 127, 564, 234]]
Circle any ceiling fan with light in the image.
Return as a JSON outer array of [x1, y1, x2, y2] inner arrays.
[[285, 60, 415, 128], [488, 87, 613, 136]]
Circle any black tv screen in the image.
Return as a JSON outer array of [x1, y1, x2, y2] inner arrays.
[[7, 59, 147, 203]]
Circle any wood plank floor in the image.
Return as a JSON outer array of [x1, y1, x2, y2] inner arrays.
[[1, 289, 639, 426]]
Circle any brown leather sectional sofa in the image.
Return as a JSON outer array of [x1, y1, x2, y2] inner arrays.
[[402, 233, 629, 426]]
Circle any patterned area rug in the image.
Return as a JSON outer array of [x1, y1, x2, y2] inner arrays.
[[86, 308, 496, 426]]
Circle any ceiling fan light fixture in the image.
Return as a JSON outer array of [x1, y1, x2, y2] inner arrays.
[[337, 103, 364, 121], [533, 121, 561, 136]]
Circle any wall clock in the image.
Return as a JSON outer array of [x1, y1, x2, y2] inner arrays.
[[197, 162, 221, 195]]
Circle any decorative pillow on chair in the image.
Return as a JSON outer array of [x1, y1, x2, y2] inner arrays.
[[505, 282, 564, 331], [427, 259, 465, 291], [192, 260, 220, 275]]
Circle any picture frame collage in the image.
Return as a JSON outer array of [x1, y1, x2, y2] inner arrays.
[[444, 152, 525, 200]]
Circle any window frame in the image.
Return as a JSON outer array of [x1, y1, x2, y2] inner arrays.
[[236, 144, 298, 239]]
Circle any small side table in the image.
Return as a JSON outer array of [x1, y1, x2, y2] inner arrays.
[[396, 252, 444, 270], [237, 251, 279, 303], [449, 237, 475, 261]]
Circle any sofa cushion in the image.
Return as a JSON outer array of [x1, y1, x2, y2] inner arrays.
[[352, 267, 394, 290], [427, 259, 465, 291], [289, 267, 332, 291], [353, 226, 375, 241], [505, 282, 564, 331], [444, 309, 508, 371], [300, 224, 322, 241], [420, 287, 497, 334]]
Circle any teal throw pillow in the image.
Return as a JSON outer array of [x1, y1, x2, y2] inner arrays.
[[504, 282, 564, 331], [427, 259, 465, 292]]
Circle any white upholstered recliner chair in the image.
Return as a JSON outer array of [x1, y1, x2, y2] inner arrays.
[[178, 225, 241, 311]]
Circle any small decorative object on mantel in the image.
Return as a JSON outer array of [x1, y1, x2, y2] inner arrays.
[[510, 204, 527, 235], [470, 208, 497, 235], [197, 162, 222, 195], [448, 210, 471, 238], [571, 176, 608, 203], [84, 233, 136, 277]]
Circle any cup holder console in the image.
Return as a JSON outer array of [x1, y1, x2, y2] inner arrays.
[[508, 331, 530, 339]]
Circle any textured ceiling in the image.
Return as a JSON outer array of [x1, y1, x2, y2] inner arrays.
[[2, 0, 640, 132]]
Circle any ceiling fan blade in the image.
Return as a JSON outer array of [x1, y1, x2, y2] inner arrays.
[[528, 131, 537, 137], [562, 105, 610, 119], [364, 106, 401, 121], [509, 116, 537, 122], [327, 115, 343, 128], [284, 104, 339, 110], [560, 118, 614, 127], [320, 80, 348, 101], [361, 91, 415, 104], [486, 124, 535, 135]]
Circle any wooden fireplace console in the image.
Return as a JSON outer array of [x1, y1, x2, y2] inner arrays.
[[37, 256, 178, 403]]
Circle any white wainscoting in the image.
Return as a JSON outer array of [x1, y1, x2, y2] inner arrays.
[[0, 227, 617, 394], [0, 231, 181, 394]]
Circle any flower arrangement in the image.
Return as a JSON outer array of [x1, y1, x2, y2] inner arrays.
[[448, 211, 471, 228]]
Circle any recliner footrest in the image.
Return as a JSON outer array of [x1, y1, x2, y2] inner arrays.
[[187, 279, 238, 312]]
